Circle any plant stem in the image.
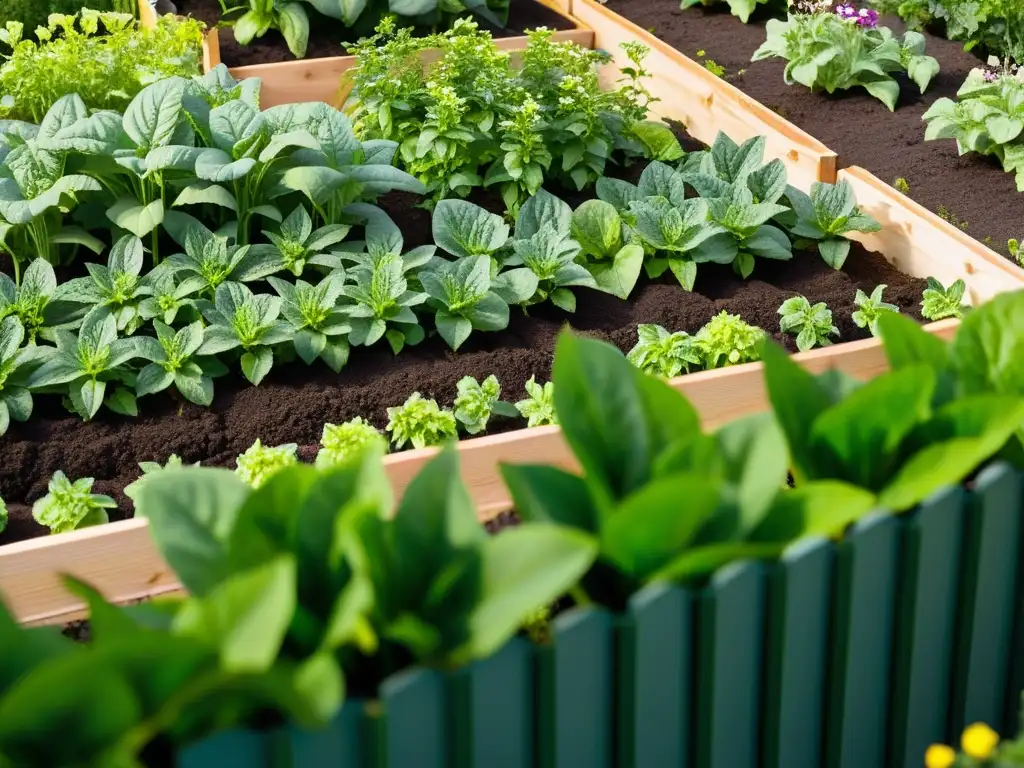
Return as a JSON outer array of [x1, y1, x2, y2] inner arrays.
[[569, 585, 592, 607]]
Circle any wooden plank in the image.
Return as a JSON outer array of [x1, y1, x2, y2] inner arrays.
[[825, 512, 902, 768], [888, 487, 965, 768], [378, 668, 448, 768], [572, 0, 836, 189], [450, 638, 534, 768], [949, 464, 1024, 734], [618, 582, 693, 768], [762, 537, 834, 768], [838, 168, 1024, 305], [537, 608, 614, 768], [695, 561, 767, 768]]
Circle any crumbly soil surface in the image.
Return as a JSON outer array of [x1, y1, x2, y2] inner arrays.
[[605, 0, 1024, 261], [175, 0, 575, 67]]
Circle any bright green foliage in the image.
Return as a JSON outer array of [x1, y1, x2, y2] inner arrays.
[[135, 321, 219, 406], [923, 65, 1024, 190], [453, 375, 518, 434], [516, 375, 557, 428], [315, 417, 387, 468], [421, 255, 511, 351], [124, 453, 200, 500], [269, 272, 351, 372], [26, 309, 150, 420], [778, 296, 839, 352], [0, 315, 49, 436], [233, 0, 309, 58], [852, 284, 899, 335], [0, 494, 6, 534], [569, 198, 644, 300], [32, 470, 116, 534], [235, 439, 298, 488], [781, 180, 882, 269], [921, 277, 967, 320], [0, 259, 81, 343], [197, 282, 293, 386], [680, 0, 777, 23], [697, 311, 766, 368], [138, 263, 204, 326], [57, 235, 151, 335], [348, 20, 678, 212], [385, 392, 458, 450], [627, 324, 702, 378], [245, 206, 349, 277], [0, 11, 203, 122], [1011, 237, 1023, 264], [166, 225, 268, 293], [752, 8, 939, 110]]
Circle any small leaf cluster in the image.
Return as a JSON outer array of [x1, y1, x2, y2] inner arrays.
[[852, 284, 900, 335], [752, 4, 939, 110], [453, 374, 518, 434], [235, 439, 299, 488], [31, 470, 116, 534], [516, 375, 557, 427], [778, 295, 839, 352], [385, 392, 459, 450], [233, 0, 310, 59], [920, 277, 967, 321], [315, 417, 386, 468]]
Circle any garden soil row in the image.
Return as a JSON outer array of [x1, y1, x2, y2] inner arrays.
[[176, 0, 575, 67], [0, 152, 927, 546], [605, 1, 1024, 262]]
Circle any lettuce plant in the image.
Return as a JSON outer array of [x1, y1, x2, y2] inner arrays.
[[0, 316, 49, 436], [315, 417, 387, 468], [420, 256, 511, 350], [453, 375, 518, 434], [242, 205, 349, 278], [135, 321, 218, 407], [921, 277, 967, 320], [235, 439, 298, 488], [233, 0, 309, 58], [778, 296, 839, 352], [697, 311, 765, 368], [269, 272, 351, 372], [781, 180, 882, 268], [57, 235, 151, 334], [385, 392, 458, 450], [627, 324, 702, 378], [197, 282, 293, 385], [516, 375, 557, 427], [1011, 237, 1023, 265], [26, 309, 150, 420], [31, 470, 116, 534], [923, 64, 1024, 190], [752, 4, 940, 111], [852, 284, 899, 335]]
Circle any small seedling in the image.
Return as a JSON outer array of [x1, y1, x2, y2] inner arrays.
[[894, 177, 911, 195], [1010, 238, 1022, 265], [936, 205, 968, 231], [920, 277, 967, 321], [852, 284, 900, 336], [235, 439, 298, 488], [515, 376, 557, 428], [778, 296, 839, 352]]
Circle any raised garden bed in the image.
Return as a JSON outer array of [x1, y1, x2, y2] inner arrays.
[[593, 0, 1024, 266]]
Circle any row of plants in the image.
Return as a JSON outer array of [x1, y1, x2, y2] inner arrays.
[[4, 282, 1024, 763], [0, 0, 140, 37]]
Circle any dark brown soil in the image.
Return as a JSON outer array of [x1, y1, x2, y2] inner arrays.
[[175, 0, 574, 67], [606, 1, 1024, 263]]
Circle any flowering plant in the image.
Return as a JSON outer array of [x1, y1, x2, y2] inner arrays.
[[347, 19, 680, 213], [923, 60, 1024, 190], [752, 3, 940, 110], [925, 719, 1024, 767]]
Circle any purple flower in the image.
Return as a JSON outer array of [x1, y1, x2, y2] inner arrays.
[[856, 7, 878, 26], [983, 69, 999, 82], [835, 3, 857, 18]]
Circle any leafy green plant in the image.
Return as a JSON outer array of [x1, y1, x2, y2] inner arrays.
[[752, 4, 939, 111], [31, 470, 116, 534], [0, 493, 6, 534], [268, 272, 351, 372], [516, 375, 557, 428], [342, 255, 427, 356], [26, 309, 149, 420], [124, 453, 201, 500], [385, 392, 458, 450], [781, 180, 881, 268], [233, 0, 309, 58], [135, 321, 218, 407], [1011, 237, 1023, 265], [697, 311, 766, 368], [921, 277, 967, 320], [778, 296, 839, 352], [244, 206, 349, 278], [167, 224, 270, 294], [923, 64, 1024, 190], [453, 375, 518, 434], [197, 282, 292, 385], [567, 198, 644, 300], [0, 258, 82, 342], [420, 255, 511, 351], [852, 284, 899, 335], [0, 315, 48, 436], [680, 0, 776, 23], [316, 418, 387, 468], [0, 11, 204, 123], [348, 21, 678, 212], [627, 324, 702, 378], [235, 439, 298, 488], [138, 262, 204, 326], [57, 235, 151, 334]]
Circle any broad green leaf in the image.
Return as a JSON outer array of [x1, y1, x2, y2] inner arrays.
[[649, 542, 785, 583], [123, 77, 187, 151], [571, 199, 622, 259], [748, 481, 876, 542], [500, 464, 598, 532], [587, 244, 643, 299], [432, 199, 509, 259], [515, 188, 572, 240], [106, 197, 165, 238]]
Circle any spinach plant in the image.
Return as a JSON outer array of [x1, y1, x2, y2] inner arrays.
[[233, 0, 309, 58], [752, 4, 940, 110], [269, 272, 351, 372], [245, 205, 350, 277], [420, 255, 511, 351], [32, 470, 116, 534], [342, 255, 426, 355], [316, 418, 387, 469], [0, 257, 83, 342], [627, 323, 702, 378], [778, 295, 839, 352], [57, 234, 151, 334], [453, 374, 518, 434], [138, 262, 204, 325], [135, 321, 218, 407], [852, 284, 899, 335], [516, 375, 557, 427], [166, 223, 273, 294], [235, 439, 299, 488], [921, 277, 967, 320], [0, 315, 49, 436], [385, 392, 458, 450], [565, 198, 645, 300], [197, 282, 293, 385], [781, 180, 881, 268]]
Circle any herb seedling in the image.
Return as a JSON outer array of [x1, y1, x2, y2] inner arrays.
[[138, 263, 204, 326], [343, 256, 427, 355], [920, 277, 967, 320], [57, 235, 152, 334], [197, 282, 292, 385], [233, 0, 310, 58], [697, 311, 766, 368], [166, 224, 269, 294], [778, 296, 839, 352], [32, 470, 116, 534], [894, 177, 911, 194], [852, 284, 900, 335], [782, 180, 881, 268], [269, 272, 351, 372], [135, 321, 218, 406], [420, 256, 511, 351], [516, 375, 557, 427], [244, 206, 350, 277], [235, 439, 298, 488], [315, 418, 387, 469], [385, 392, 458, 450], [627, 324, 702, 378], [124, 454, 201, 500], [453, 375, 519, 434], [1010, 237, 1023, 265]]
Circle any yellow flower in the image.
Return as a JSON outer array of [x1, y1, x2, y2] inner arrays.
[[925, 744, 956, 768], [961, 723, 999, 760]]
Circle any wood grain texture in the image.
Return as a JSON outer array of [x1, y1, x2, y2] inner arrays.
[[571, 0, 837, 190]]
